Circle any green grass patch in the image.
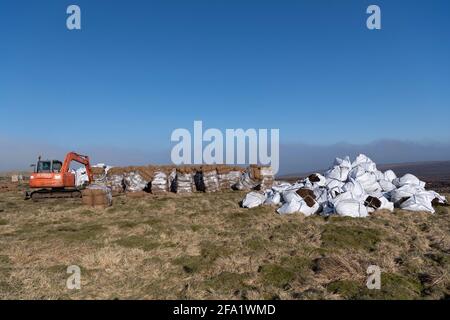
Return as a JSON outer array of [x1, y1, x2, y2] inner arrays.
[[173, 242, 232, 273], [280, 256, 313, 274], [259, 264, 295, 288], [115, 235, 160, 251], [327, 273, 423, 299], [203, 272, 249, 293], [244, 236, 269, 252], [79, 209, 94, 215], [321, 224, 383, 252], [54, 224, 107, 242]]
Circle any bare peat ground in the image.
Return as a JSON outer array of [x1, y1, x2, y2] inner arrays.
[[0, 181, 449, 300]]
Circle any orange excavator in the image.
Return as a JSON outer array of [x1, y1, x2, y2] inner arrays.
[[25, 152, 93, 200]]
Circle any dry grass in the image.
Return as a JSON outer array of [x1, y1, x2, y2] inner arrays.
[[0, 185, 449, 300]]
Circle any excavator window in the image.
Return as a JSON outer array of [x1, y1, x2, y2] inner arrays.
[[52, 161, 62, 173], [37, 161, 51, 173]]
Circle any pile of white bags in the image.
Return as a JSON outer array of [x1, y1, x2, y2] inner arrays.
[[242, 154, 447, 217]]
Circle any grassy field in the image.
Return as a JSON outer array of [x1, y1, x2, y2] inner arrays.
[[0, 185, 449, 300]]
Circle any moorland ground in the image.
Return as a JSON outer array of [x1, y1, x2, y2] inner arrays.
[[0, 179, 449, 300]]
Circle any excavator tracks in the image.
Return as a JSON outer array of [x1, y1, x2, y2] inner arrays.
[[25, 189, 82, 200]]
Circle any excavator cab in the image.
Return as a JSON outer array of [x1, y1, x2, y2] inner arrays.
[[34, 160, 62, 173]]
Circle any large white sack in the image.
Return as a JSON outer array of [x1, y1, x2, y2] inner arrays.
[[329, 191, 360, 208], [335, 199, 369, 218], [400, 191, 436, 213], [348, 167, 380, 193], [304, 173, 327, 188], [277, 199, 302, 215], [379, 196, 394, 211], [326, 179, 345, 197], [364, 195, 394, 212], [272, 182, 298, 193], [374, 170, 385, 181], [75, 167, 89, 187], [282, 190, 302, 203], [389, 184, 422, 204], [313, 187, 330, 204], [264, 191, 281, 205], [352, 154, 377, 172], [325, 165, 350, 182], [379, 179, 396, 192], [393, 174, 426, 188], [298, 200, 320, 216], [342, 179, 367, 201], [242, 192, 267, 208], [429, 191, 447, 205], [334, 156, 352, 168], [384, 170, 397, 183]]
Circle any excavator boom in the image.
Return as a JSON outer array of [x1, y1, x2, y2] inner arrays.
[[61, 152, 93, 183]]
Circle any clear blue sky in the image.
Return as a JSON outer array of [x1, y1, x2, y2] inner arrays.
[[0, 0, 449, 169]]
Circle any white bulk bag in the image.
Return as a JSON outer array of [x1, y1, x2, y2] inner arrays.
[[379, 179, 396, 192], [378, 196, 394, 211], [429, 191, 447, 205], [325, 165, 350, 182], [313, 187, 329, 204], [400, 191, 436, 213], [352, 154, 377, 172], [375, 170, 385, 181], [335, 199, 369, 218], [393, 174, 425, 188], [334, 156, 352, 169], [298, 200, 320, 216], [326, 179, 345, 197], [389, 184, 422, 204], [384, 170, 397, 183], [342, 179, 367, 201], [242, 192, 266, 208], [282, 190, 302, 203], [349, 167, 380, 193], [277, 199, 302, 215], [264, 191, 281, 205]]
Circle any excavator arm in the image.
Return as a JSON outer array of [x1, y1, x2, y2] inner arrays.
[[61, 152, 93, 183]]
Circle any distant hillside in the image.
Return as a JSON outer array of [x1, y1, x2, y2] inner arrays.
[[279, 161, 450, 192], [377, 161, 450, 182]]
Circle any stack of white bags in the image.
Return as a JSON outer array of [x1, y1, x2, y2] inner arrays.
[[242, 154, 447, 217]]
